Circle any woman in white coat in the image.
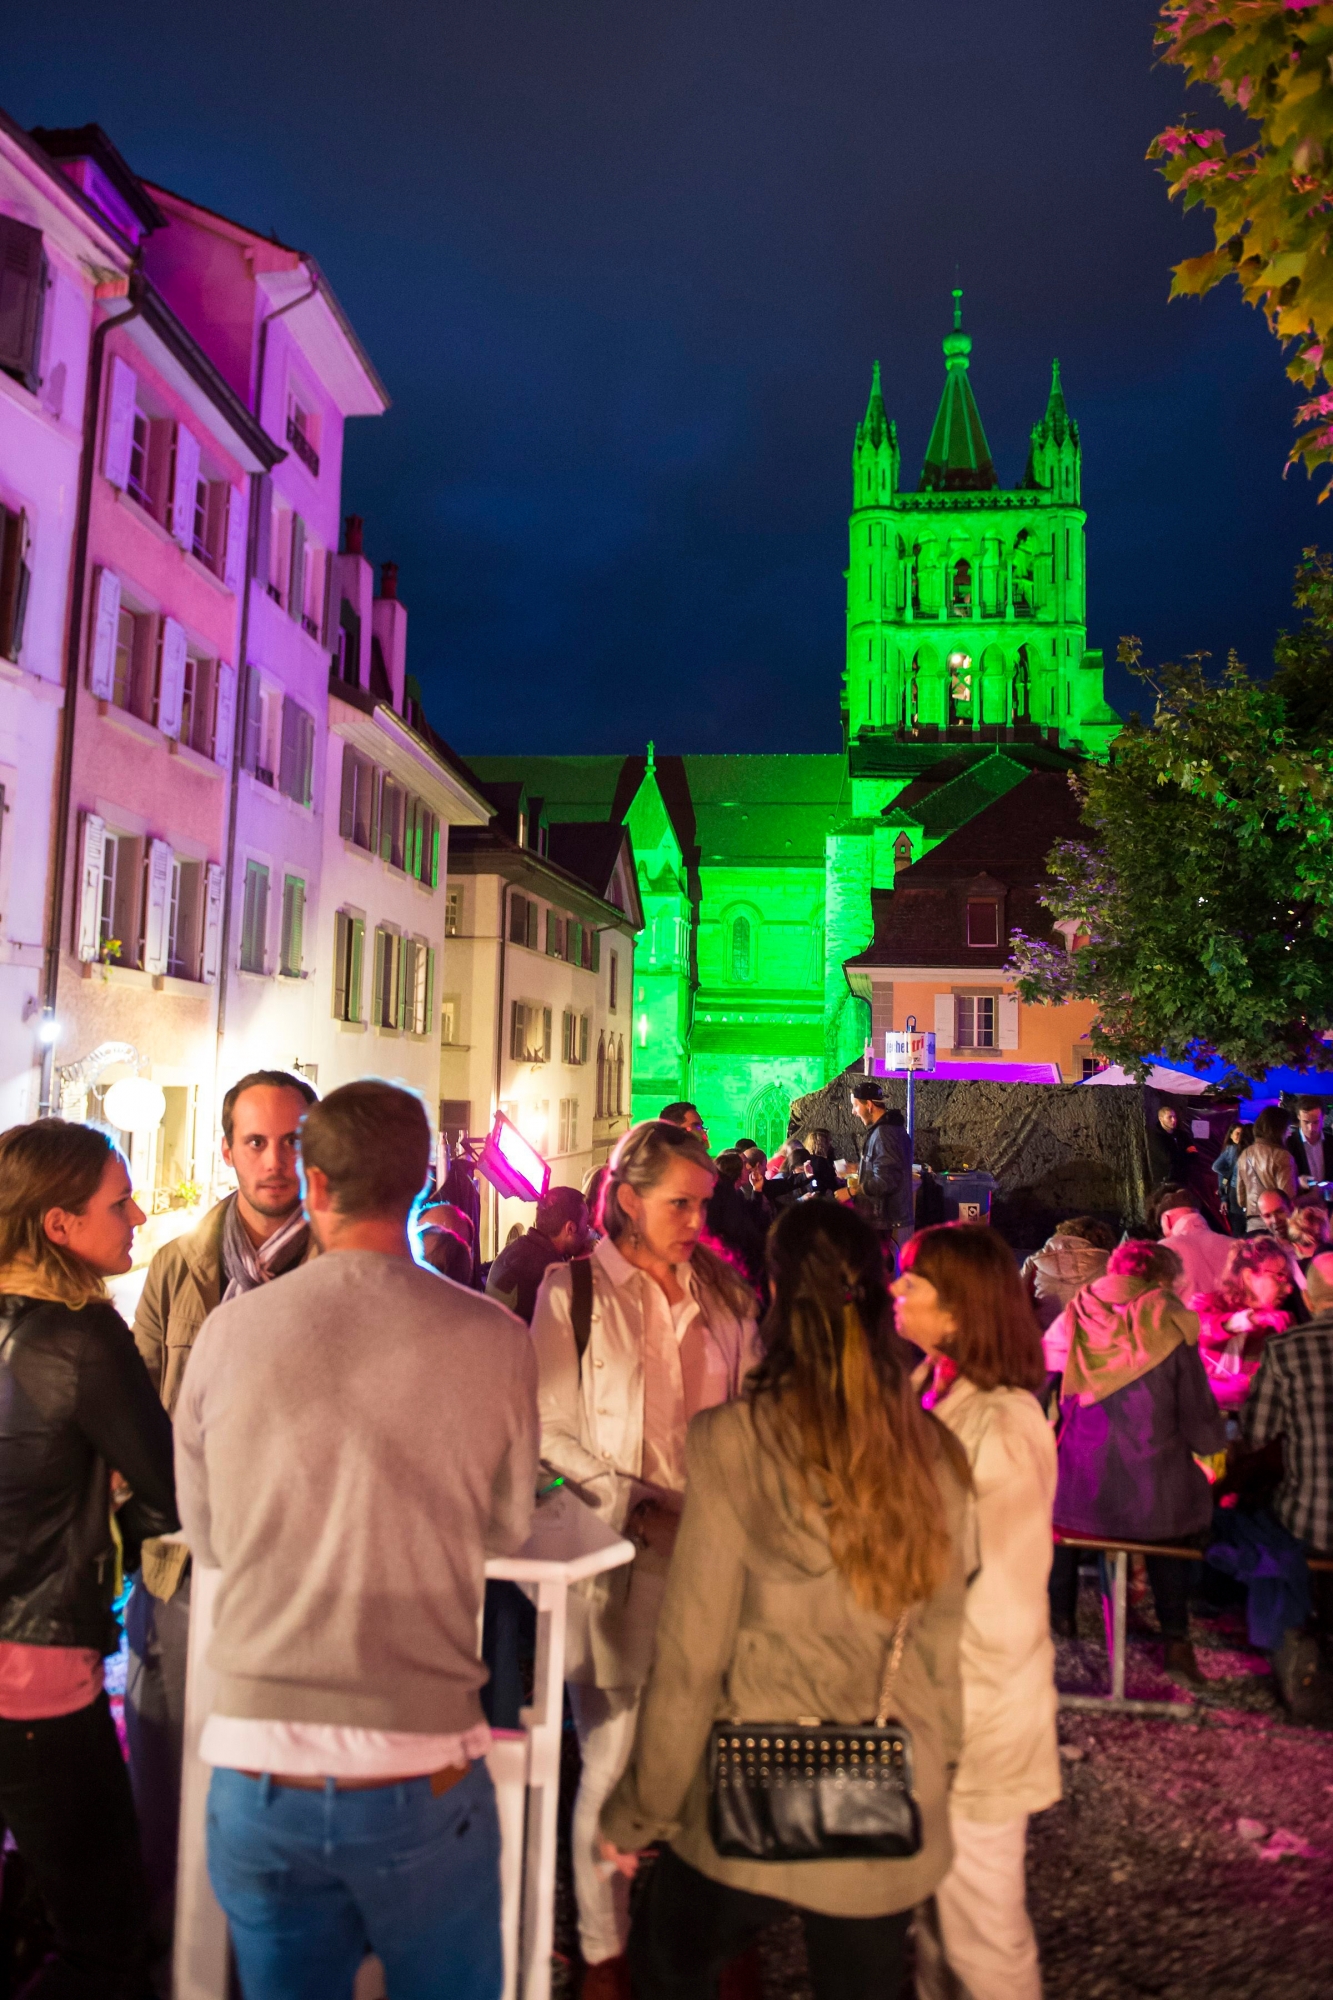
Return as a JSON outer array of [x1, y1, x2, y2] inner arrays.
[[891, 1223, 1059, 2000], [530, 1119, 758, 2000]]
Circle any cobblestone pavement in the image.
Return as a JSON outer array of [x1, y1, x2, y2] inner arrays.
[[554, 1573, 1333, 1998]]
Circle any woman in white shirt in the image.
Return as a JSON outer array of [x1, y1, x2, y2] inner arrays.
[[530, 1120, 758, 2000], [891, 1223, 1059, 2000]]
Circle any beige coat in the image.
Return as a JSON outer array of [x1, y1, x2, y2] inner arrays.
[[933, 1378, 1061, 1824], [601, 1398, 971, 1916], [530, 1234, 757, 1687], [1235, 1140, 1297, 1222], [133, 1196, 315, 1417]]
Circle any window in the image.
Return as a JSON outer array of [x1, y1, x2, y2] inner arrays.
[[558, 1098, 579, 1156], [98, 833, 141, 966], [615, 1036, 625, 1116], [333, 910, 365, 1021], [730, 914, 753, 983], [951, 557, 972, 614], [510, 1000, 552, 1063], [894, 833, 913, 873], [596, 1033, 607, 1117], [0, 506, 31, 663], [239, 862, 269, 973], [445, 888, 462, 937], [402, 937, 432, 1036], [404, 795, 438, 884], [546, 909, 564, 957], [966, 899, 1000, 948], [373, 926, 401, 1029], [441, 994, 460, 1045], [285, 391, 321, 477], [280, 875, 305, 976], [565, 919, 582, 967], [127, 406, 152, 509], [339, 745, 378, 850], [279, 698, 315, 806], [608, 950, 618, 1013], [0, 217, 46, 393], [111, 605, 142, 712], [508, 894, 539, 950], [244, 671, 284, 788], [955, 994, 996, 1049], [179, 655, 216, 757], [379, 777, 406, 869], [166, 858, 203, 980]]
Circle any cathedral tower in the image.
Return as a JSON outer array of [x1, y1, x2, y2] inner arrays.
[[843, 293, 1118, 764]]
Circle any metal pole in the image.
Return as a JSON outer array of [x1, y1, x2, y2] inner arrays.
[[904, 1013, 916, 1141]]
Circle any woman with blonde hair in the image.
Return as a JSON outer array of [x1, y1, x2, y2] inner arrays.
[[597, 1199, 969, 2000], [531, 1119, 759, 1999], [0, 1119, 176, 1997], [892, 1224, 1057, 2000]]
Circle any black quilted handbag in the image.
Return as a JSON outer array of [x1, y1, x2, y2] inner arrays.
[[706, 1619, 920, 1862]]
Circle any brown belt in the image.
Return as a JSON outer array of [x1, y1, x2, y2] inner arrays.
[[237, 1763, 470, 1796]]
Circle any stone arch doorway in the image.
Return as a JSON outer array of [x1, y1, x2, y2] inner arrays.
[[746, 1084, 791, 1161]]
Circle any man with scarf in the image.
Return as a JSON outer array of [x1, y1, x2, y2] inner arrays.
[[1045, 1236, 1225, 1686], [127, 1069, 317, 1995]]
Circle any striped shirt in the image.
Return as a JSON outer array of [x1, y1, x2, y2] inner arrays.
[[1241, 1315, 1333, 1553]]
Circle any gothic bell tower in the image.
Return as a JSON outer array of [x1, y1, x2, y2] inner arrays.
[[842, 293, 1118, 764]]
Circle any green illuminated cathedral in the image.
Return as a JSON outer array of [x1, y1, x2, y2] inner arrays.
[[468, 298, 1120, 1149]]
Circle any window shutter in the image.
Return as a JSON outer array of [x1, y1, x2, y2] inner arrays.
[[170, 425, 200, 549], [998, 992, 1020, 1050], [242, 666, 263, 773], [143, 838, 172, 974], [510, 1000, 524, 1062], [157, 617, 187, 739], [75, 812, 106, 962], [396, 935, 409, 1030], [933, 993, 954, 1049], [333, 911, 349, 1019], [425, 948, 436, 1040], [223, 485, 246, 592], [251, 475, 272, 588], [542, 1006, 553, 1062], [279, 696, 300, 797], [288, 514, 305, 618], [201, 861, 224, 982], [298, 708, 315, 806], [591, 929, 601, 973], [339, 743, 356, 838], [0, 217, 46, 390], [213, 662, 237, 768], [101, 354, 137, 488], [349, 915, 364, 1018], [88, 567, 120, 698]]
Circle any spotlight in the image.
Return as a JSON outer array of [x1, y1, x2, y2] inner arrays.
[[36, 1015, 60, 1048]]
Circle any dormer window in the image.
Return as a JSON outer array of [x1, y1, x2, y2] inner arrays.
[[966, 898, 999, 948]]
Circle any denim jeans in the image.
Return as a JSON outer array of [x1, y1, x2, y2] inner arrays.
[[206, 1759, 502, 2000]]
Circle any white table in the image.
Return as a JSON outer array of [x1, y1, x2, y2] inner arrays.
[[172, 1490, 633, 2000]]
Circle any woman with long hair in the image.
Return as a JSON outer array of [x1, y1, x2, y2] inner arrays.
[[1234, 1106, 1298, 1228], [597, 1201, 970, 2000], [0, 1120, 177, 1997], [891, 1225, 1057, 2000], [530, 1120, 759, 1999], [1194, 1235, 1299, 1408]]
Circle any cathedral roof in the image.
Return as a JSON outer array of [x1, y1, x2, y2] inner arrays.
[[919, 290, 998, 493]]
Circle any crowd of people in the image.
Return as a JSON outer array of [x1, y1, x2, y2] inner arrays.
[[0, 1073, 1330, 1998]]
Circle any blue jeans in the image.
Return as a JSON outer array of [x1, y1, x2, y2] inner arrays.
[[207, 1760, 502, 2000]]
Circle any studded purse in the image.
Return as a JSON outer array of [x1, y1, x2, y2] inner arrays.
[[706, 1618, 920, 1862]]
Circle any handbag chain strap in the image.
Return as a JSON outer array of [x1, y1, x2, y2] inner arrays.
[[873, 1613, 910, 1728]]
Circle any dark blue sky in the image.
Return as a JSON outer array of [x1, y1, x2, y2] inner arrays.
[[10, 2, 1325, 752]]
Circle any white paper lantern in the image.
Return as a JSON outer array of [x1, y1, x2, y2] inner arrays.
[[103, 1077, 167, 1133]]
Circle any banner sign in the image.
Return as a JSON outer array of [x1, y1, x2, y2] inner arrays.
[[884, 1030, 937, 1073]]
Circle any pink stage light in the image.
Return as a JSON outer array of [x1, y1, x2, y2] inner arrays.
[[477, 1110, 551, 1203]]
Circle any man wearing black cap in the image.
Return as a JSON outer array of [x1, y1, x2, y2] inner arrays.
[[850, 1077, 915, 1255]]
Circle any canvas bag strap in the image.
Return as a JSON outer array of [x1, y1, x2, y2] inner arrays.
[[874, 1614, 911, 1728]]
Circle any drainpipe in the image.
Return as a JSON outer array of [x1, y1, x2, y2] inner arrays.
[[209, 268, 318, 1132], [492, 881, 511, 1260], [39, 273, 145, 1116]]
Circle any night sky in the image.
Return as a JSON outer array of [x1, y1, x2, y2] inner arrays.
[[9, 2, 1326, 753]]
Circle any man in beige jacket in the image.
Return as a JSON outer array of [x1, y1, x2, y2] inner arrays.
[[126, 1067, 316, 1994]]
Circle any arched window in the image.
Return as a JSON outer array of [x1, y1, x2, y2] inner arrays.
[[951, 558, 972, 614], [894, 833, 913, 872], [1013, 646, 1031, 721], [746, 1084, 790, 1160], [595, 1033, 606, 1119], [730, 914, 753, 983]]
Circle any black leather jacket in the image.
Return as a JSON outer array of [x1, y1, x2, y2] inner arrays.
[[0, 1294, 177, 1653]]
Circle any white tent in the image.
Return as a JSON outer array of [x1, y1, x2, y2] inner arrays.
[[1079, 1063, 1212, 1096]]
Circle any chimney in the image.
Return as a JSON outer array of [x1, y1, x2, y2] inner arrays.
[[329, 517, 373, 687], [343, 514, 363, 555], [372, 560, 408, 714], [379, 560, 398, 601]]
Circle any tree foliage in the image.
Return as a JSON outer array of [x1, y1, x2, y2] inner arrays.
[[1008, 585, 1333, 1077], [1150, 2, 1333, 491]]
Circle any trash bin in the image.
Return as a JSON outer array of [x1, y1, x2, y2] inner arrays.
[[937, 1171, 998, 1224]]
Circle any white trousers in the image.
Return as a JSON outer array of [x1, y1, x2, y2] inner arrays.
[[916, 1811, 1041, 2000], [567, 1683, 640, 1966]]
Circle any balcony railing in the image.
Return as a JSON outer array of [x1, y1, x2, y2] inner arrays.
[[286, 415, 320, 477]]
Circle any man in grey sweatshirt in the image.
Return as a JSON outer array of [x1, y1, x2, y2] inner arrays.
[[175, 1080, 539, 2000]]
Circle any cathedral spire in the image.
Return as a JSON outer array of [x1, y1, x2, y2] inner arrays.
[[918, 291, 997, 492], [1023, 356, 1080, 493], [859, 360, 890, 449], [853, 359, 899, 503]]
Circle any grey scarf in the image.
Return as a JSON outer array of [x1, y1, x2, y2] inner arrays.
[[221, 1195, 310, 1302]]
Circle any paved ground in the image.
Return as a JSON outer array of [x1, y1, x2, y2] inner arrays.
[[553, 1569, 1333, 1998]]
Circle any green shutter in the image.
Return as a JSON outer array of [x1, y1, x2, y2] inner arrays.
[[350, 916, 364, 1019]]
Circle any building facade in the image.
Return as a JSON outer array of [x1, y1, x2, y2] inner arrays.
[[0, 113, 131, 1129], [469, 303, 1121, 1145]]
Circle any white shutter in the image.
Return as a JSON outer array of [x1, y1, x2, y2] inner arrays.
[[223, 485, 246, 593], [103, 356, 136, 489], [998, 991, 1020, 1050], [157, 617, 187, 739], [143, 838, 172, 974], [934, 992, 955, 1050], [213, 661, 237, 768], [201, 861, 224, 983], [170, 424, 201, 549], [76, 813, 106, 962], [88, 567, 120, 698]]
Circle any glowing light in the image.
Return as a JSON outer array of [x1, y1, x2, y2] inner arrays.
[[103, 1077, 167, 1132], [36, 1015, 61, 1047]]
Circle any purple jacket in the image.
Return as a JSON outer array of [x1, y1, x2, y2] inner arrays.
[[1054, 1342, 1225, 1543]]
